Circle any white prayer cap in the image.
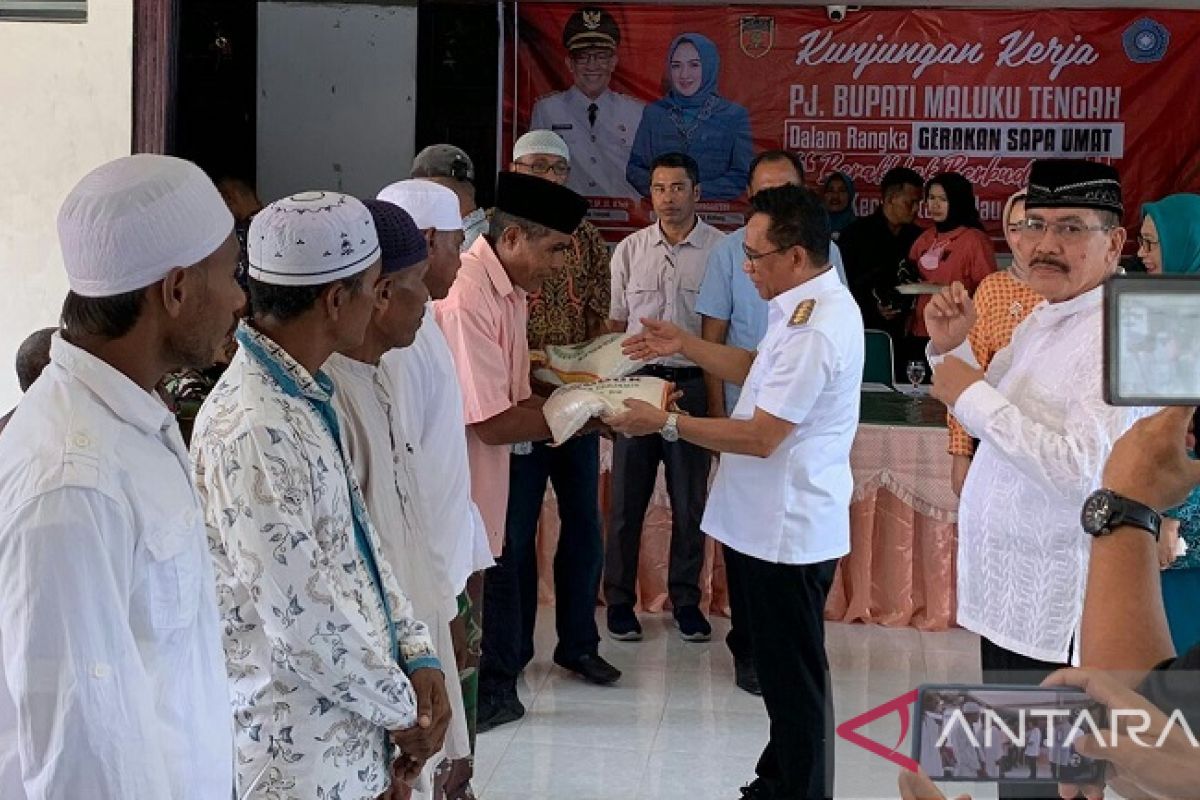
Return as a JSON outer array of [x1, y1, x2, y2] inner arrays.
[[513, 129, 571, 163], [377, 179, 463, 232], [57, 154, 234, 298], [248, 191, 380, 287]]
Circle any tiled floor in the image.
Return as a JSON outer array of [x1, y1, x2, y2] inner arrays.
[[473, 609, 998, 800]]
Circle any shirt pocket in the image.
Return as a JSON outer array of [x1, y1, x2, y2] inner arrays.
[[143, 510, 203, 630]]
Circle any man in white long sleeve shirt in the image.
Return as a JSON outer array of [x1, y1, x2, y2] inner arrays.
[[325, 199, 463, 797], [925, 159, 1153, 798], [376, 178, 494, 798], [0, 155, 245, 799], [191, 191, 445, 800]]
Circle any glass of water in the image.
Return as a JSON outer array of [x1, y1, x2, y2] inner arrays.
[[906, 360, 926, 391]]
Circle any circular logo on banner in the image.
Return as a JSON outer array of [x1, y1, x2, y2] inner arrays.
[[1123, 18, 1170, 63]]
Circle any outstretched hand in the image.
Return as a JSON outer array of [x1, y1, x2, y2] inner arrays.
[[622, 318, 688, 362]]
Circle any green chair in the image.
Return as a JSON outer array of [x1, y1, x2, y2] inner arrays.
[[863, 329, 895, 387]]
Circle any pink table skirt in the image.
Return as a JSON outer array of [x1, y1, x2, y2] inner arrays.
[[535, 424, 959, 631]]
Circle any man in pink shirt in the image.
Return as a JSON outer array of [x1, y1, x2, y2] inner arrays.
[[434, 172, 614, 732]]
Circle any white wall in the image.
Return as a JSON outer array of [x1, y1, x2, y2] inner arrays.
[[0, 4, 133, 410], [257, 2, 418, 204]]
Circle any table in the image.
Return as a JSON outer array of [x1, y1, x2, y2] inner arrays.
[[534, 389, 960, 631]]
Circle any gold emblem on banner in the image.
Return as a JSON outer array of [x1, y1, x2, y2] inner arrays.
[[739, 16, 775, 59], [582, 10, 602, 30], [789, 299, 816, 327]]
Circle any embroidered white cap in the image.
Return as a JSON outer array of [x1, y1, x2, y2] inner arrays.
[[512, 129, 571, 163], [377, 179, 464, 232], [248, 191, 380, 286], [57, 154, 234, 297]]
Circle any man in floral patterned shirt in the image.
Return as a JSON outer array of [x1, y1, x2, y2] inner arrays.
[[191, 191, 446, 800]]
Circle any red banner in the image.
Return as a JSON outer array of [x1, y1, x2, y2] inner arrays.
[[507, 5, 1200, 243]]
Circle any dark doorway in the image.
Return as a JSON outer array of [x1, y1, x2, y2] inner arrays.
[[175, 0, 258, 187], [416, 1, 501, 207]]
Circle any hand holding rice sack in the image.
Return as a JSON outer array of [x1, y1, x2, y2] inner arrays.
[[542, 376, 672, 443]]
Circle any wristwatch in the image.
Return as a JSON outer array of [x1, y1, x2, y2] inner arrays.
[[660, 412, 680, 443], [1080, 489, 1161, 540]]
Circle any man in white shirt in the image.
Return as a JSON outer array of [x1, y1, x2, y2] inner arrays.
[[530, 5, 644, 199], [0, 155, 244, 799], [192, 191, 448, 800], [377, 179, 494, 795], [610, 184, 863, 800], [607, 151, 725, 643], [325, 199, 464, 798], [925, 158, 1153, 797]]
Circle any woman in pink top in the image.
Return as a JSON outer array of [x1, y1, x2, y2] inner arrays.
[[906, 172, 997, 347]]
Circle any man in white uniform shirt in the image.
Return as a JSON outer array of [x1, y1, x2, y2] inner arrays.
[[606, 151, 725, 642], [925, 158, 1153, 798], [610, 184, 863, 800], [191, 191, 446, 800], [377, 180, 495, 795], [0, 155, 243, 799], [530, 5, 644, 198]]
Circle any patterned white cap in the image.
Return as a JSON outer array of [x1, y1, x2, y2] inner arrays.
[[248, 191, 380, 286], [513, 130, 571, 163], [377, 179, 464, 232], [57, 154, 234, 297]]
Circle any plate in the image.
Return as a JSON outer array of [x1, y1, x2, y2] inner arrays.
[[896, 283, 946, 296]]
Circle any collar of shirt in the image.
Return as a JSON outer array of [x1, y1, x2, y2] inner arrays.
[[567, 85, 612, 109], [465, 234, 519, 299], [235, 322, 335, 405], [50, 334, 176, 438], [766, 268, 842, 327], [1027, 282, 1102, 327], [325, 351, 378, 384], [653, 218, 707, 251]]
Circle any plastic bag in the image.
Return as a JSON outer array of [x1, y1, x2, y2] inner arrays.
[[542, 377, 670, 444]]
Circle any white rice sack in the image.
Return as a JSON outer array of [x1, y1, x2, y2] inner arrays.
[[531, 333, 640, 386], [542, 377, 670, 444]]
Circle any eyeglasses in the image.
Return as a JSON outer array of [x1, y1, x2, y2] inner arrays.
[[515, 159, 570, 177], [1137, 235, 1160, 250], [742, 243, 795, 265], [515, 160, 570, 177], [1015, 218, 1115, 243], [571, 51, 615, 66]]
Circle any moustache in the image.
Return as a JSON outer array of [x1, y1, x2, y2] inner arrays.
[[1030, 258, 1069, 273]]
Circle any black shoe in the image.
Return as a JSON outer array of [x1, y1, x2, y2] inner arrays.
[[673, 604, 713, 642], [606, 603, 643, 641], [477, 688, 524, 733], [738, 778, 776, 799], [734, 657, 762, 696], [555, 652, 622, 685]]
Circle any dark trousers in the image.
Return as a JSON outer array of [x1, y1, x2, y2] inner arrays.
[[605, 374, 710, 609], [980, 637, 1070, 798], [725, 544, 752, 662], [479, 433, 603, 695], [726, 547, 838, 800]]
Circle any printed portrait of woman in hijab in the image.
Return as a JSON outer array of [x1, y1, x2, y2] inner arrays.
[[625, 32, 754, 201]]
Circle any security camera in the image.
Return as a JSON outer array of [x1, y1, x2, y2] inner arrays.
[[827, 5, 859, 22]]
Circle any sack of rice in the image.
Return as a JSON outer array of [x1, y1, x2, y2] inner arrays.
[[531, 333, 640, 387], [542, 376, 670, 444]]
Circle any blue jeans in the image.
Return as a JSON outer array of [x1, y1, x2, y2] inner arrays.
[[479, 433, 603, 695]]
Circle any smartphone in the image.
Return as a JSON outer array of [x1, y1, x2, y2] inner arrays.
[[911, 684, 1106, 785], [1104, 274, 1200, 406]]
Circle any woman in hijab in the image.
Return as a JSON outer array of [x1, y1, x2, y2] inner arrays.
[[945, 190, 1044, 496], [902, 172, 996, 369], [823, 171, 857, 239], [626, 33, 753, 201], [1139, 192, 1200, 653]]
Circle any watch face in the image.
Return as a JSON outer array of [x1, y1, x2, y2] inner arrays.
[[1082, 492, 1113, 534]]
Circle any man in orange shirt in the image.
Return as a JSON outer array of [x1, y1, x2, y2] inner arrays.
[[434, 172, 597, 732]]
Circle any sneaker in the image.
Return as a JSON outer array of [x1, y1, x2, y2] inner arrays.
[[673, 605, 712, 642], [476, 687, 524, 733], [606, 603, 643, 641], [554, 652, 622, 685]]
